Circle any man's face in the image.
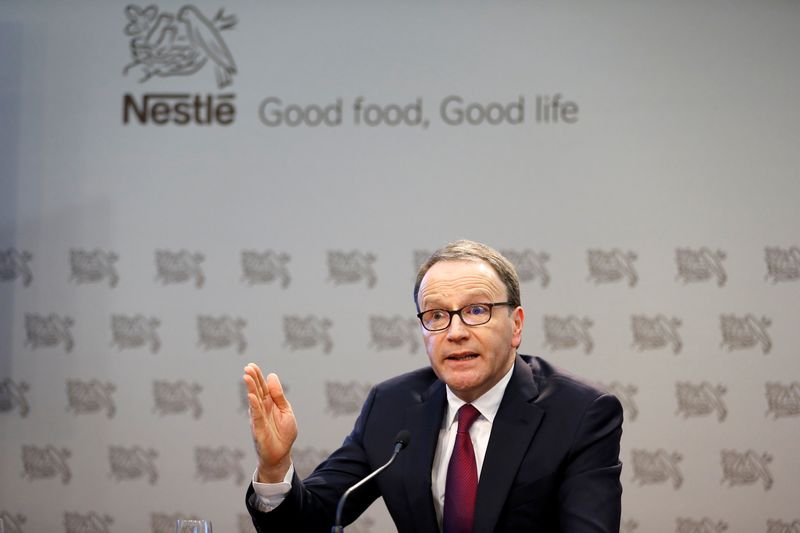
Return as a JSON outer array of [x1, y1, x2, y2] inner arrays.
[[417, 260, 524, 402]]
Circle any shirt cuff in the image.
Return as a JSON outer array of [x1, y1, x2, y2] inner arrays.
[[249, 463, 294, 512]]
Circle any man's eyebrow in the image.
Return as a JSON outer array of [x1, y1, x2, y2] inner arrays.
[[421, 291, 494, 308]]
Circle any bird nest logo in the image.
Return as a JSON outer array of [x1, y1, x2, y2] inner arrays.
[[122, 5, 238, 125], [124, 5, 236, 88]]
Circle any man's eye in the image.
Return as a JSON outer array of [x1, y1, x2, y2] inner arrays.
[[429, 310, 447, 321], [465, 305, 488, 316]]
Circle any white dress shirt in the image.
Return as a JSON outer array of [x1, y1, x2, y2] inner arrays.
[[251, 364, 515, 528], [430, 364, 514, 527]]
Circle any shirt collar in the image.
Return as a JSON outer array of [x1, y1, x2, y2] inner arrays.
[[443, 360, 515, 428]]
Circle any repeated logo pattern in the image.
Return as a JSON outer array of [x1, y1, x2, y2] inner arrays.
[[241, 250, 291, 288], [64, 512, 113, 533], [155, 250, 205, 288], [0, 248, 33, 286], [25, 313, 75, 353], [765, 382, 800, 418], [283, 315, 333, 353], [0, 511, 26, 533], [194, 446, 245, 484], [631, 314, 682, 354], [109, 445, 159, 484], [767, 520, 800, 533], [720, 450, 773, 490], [720, 314, 772, 354], [197, 315, 247, 353], [676, 248, 727, 287], [543, 315, 594, 354], [501, 249, 551, 287], [676, 518, 728, 533], [368, 315, 419, 353], [325, 381, 372, 416], [4, 244, 797, 530], [764, 246, 800, 283], [328, 250, 377, 288], [153, 380, 203, 418], [111, 314, 161, 353], [123, 5, 237, 88], [587, 249, 638, 287], [67, 380, 116, 418], [675, 382, 727, 422], [0, 379, 30, 417], [69, 249, 119, 288], [631, 449, 683, 489], [22, 445, 72, 484]]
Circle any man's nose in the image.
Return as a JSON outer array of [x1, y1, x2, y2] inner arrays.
[[446, 313, 470, 340]]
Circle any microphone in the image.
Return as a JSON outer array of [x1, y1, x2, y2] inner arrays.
[[331, 430, 411, 532]]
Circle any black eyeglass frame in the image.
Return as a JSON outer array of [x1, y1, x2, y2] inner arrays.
[[416, 302, 513, 332]]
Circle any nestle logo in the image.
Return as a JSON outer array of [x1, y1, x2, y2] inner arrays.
[[122, 5, 238, 126], [123, 93, 236, 125], [327, 250, 377, 288], [283, 315, 334, 354], [675, 518, 728, 533], [124, 5, 237, 88], [241, 250, 291, 288], [194, 446, 245, 484], [0, 248, 33, 286], [631, 314, 683, 354], [765, 382, 800, 418], [25, 313, 75, 353], [543, 315, 594, 354], [153, 380, 203, 418], [67, 379, 117, 418], [631, 449, 683, 489], [500, 249, 550, 287], [70, 249, 119, 287], [720, 314, 772, 354], [675, 382, 727, 422], [22, 445, 72, 484], [64, 512, 113, 533], [587, 249, 638, 287], [0, 379, 31, 417], [325, 381, 372, 416], [369, 315, 419, 354], [675, 247, 727, 287], [720, 449, 773, 490], [109, 445, 159, 484]]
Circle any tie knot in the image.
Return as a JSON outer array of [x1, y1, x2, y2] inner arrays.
[[456, 404, 481, 434]]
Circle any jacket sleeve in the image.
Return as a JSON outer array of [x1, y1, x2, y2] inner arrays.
[[558, 392, 624, 532], [246, 386, 381, 533]]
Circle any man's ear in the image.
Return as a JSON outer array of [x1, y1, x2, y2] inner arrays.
[[511, 306, 524, 348]]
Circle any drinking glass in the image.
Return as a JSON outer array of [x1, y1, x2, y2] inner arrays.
[[176, 519, 212, 533]]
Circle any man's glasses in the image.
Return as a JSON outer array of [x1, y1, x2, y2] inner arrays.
[[416, 302, 512, 332]]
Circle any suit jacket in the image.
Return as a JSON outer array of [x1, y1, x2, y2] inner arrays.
[[246, 354, 623, 532]]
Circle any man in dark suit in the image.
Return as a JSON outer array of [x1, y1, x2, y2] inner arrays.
[[244, 240, 623, 532]]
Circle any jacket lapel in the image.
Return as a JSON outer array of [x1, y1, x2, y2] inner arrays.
[[403, 379, 447, 533], [473, 356, 544, 532]]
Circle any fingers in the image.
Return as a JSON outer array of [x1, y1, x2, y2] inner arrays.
[[244, 364, 289, 412], [266, 373, 291, 411]]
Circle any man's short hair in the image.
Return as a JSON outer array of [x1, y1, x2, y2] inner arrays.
[[414, 240, 521, 311]]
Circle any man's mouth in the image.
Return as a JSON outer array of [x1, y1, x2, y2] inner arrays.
[[446, 352, 479, 362]]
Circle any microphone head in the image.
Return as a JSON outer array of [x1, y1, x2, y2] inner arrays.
[[394, 430, 411, 450]]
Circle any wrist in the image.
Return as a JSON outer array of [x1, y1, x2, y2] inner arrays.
[[257, 457, 291, 483]]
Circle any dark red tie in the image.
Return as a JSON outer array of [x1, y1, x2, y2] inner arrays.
[[443, 403, 481, 533]]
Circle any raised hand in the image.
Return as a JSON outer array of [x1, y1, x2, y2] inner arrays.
[[243, 363, 298, 483]]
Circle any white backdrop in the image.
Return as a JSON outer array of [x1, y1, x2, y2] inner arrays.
[[1, 1, 799, 532]]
